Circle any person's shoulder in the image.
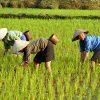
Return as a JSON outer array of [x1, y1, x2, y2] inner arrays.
[[39, 38, 48, 41], [86, 35, 98, 42], [88, 35, 98, 39], [84, 36, 91, 43], [85, 36, 92, 40], [7, 30, 15, 34]]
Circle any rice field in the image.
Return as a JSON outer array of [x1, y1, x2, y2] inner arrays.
[[0, 9, 100, 100], [0, 8, 100, 16]]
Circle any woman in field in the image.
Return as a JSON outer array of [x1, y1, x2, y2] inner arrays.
[[72, 29, 100, 70], [0, 28, 32, 55], [12, 34, 59, 73]]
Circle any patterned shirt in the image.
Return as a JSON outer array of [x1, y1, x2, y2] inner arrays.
[[23, 38, 48, 62], [80, 36, 100, 52], [3, 30, 26, 49]]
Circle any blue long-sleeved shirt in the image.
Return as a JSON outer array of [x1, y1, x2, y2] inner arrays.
[[80, 36, 100, 52]]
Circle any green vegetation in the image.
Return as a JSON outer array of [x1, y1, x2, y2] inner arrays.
[[0, 8, 100, 16], [0, 9, 100, 99], [0, 8, 100, 20]]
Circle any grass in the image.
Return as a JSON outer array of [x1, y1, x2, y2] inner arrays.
[[0, 9, 100, 99], [0, 8, 100, 16]]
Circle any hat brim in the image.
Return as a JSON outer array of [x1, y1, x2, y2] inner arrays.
[[12, 40, 29, 54], [72, 31, 89, 42], [72, 36, 79, 42], [0, 28, 8, 40]]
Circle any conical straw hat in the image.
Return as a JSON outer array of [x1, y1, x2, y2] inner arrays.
[[12, 40, 29, 54], [0, 28, 8, 40], [72, 29, 88, 42]]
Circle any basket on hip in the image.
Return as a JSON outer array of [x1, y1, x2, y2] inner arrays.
[[23, 30, 32, 41], [49, 34, 59, 45]]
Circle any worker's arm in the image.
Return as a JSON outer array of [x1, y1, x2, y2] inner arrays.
[[80, 51, 89, 63], [21, 48, 30, 67]]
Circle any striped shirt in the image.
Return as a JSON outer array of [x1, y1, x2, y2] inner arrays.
[[23, 38, 48, 62]]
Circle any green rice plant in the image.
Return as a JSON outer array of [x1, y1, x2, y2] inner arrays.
[[98, 89, 100, 100], [0, 8, 100, 16], [56, 77, 64, 100], [0, 9, 100, 99], [64, 73, 71, 99], [30, 72, 37, 100]]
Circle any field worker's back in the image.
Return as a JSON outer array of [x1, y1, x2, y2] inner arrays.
[[3, 30, 25, 49], [27, 38, 48, 53], [80, 36, 100, 52], [23, 38, 48, 61], [6, 30, 23, 41]]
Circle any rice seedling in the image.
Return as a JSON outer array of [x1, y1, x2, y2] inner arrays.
[[0, 9, 100, 99]]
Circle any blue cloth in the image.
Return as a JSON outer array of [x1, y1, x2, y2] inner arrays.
[[80, 36, 100, 52], [21, 34, 26, 41]]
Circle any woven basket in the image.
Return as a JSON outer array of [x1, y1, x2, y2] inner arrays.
[[23, 31, 32, 41], [49, 34, 59, 45]]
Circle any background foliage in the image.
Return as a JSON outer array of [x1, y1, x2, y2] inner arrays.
[[0, 0, 100, 9]]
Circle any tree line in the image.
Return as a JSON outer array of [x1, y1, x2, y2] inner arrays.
[[0, 0, 100, 9]]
